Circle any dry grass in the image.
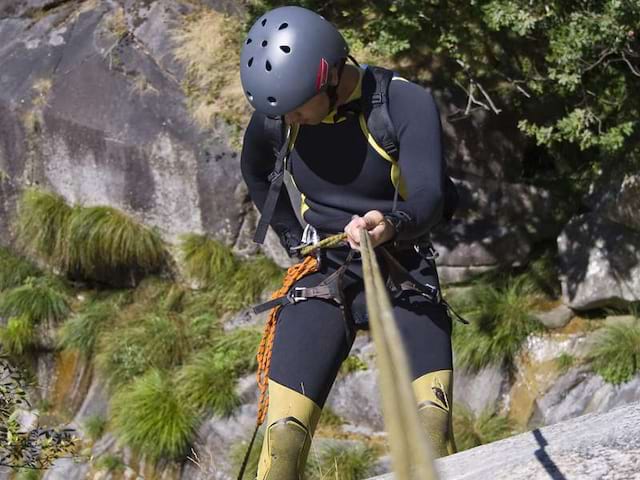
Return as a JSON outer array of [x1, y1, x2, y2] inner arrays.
[[104, 6, 128, 40], [32, 78, 52, 108], [171, 9, 251, 146]]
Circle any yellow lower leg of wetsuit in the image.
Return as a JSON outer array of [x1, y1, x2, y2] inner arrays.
[[411, 369, 457, 458], [256, 379, 322, 480]]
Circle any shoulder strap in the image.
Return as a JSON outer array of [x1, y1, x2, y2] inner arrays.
[[253, 117, 292, 244], [361, 66, 399, 159]]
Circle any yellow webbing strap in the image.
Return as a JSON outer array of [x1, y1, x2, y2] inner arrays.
[[359, 230, 439, 480]]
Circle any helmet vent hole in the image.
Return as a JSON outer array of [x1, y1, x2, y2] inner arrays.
[[262, 40, 268, 47], [268, 96, 277, 105], [246, 38, 252, 45], [261, 18, 267, 27], [248, 57, 253, 67], [280, 45, 291, 53], [265, 60, 272, 71], [278, 22, 288, 30]]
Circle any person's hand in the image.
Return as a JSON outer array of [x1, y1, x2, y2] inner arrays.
[[344, 210, 396, 250]]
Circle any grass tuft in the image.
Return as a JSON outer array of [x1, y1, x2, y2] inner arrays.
[[453, 405, 516, 452], [452, 276, 544, 371], [589, 320, 640, 384], [16, 188, 72, 265], [176, 327, 261, 415], [179, 234, 237, 288], [0, 276, 70, 324], [556, 352, 575, 373], [15, 189, 168, 283], [83, 414, 108, 442], [96, 311, 191, 390], [0, 247, 41, 292], [0, 316, 36, 356], [95, 453, 125, 473], [171, 9, 251, 146], [66, 205, 167, 280], [216, 256, 284, 312], [110, 369, 199, 462], [340, 355, 368, 376], [57, 298, 118, 357], [306, 442, 377, 480]]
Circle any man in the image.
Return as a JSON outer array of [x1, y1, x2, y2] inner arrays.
[[240, 6, 456, 478]]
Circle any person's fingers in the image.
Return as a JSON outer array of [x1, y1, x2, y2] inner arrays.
[[362, 210, 384, 229]]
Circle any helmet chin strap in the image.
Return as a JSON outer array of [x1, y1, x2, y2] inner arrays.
[[325, 57, 348, 117]]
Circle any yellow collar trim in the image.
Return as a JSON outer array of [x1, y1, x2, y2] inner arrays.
[[321, 67, 364, 124]]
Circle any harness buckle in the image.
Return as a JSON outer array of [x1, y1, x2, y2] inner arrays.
[[414, 242, 439, 261], [267, 169, 283, 183], [288, 287, 307, 303]]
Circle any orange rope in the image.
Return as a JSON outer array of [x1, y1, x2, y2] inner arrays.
[[255, 256, 318, 425]]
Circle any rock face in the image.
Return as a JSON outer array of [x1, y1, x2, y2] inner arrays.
[[0, 0, 246, 249], [432, 177, 559, 283], [370, 401, 640, 480], [558, 213, 640, 310]]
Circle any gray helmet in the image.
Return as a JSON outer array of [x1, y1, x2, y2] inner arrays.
[[240, 6, 349, 116]]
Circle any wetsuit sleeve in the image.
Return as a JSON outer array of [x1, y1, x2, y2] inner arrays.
[[386, 80, 445, 241], [240, 112, 304, 254]]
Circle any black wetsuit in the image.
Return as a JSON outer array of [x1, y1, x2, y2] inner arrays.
[[241, 68, 453, 407]]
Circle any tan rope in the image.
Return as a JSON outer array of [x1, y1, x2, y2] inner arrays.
[[359, 230, 438, 480], [299, 232, 347, 256]]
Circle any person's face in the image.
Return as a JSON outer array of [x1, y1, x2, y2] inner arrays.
[[283, 68, 338, 125], [284, 91, 330, 125]]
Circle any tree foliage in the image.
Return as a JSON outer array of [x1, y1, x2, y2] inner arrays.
[[250, 0, 640, 186], [0, 353, 79, 470]]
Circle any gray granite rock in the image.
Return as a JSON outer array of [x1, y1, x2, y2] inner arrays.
[[594, 173, 640, 231], [558, 213, 640, 310], [0, 0, 245, 252], [370, 401, 640, 480], [326, 370, 384, 432], [454, 363, 508, 416], [532, 367, 640, 427], [533, 304, 574, 329]]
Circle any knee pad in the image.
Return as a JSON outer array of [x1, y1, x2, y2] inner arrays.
[[256, 380, 321, 480], [412, 369, 457, 458], [258, 417, 311, 480]]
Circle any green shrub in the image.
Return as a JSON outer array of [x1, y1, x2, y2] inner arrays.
[[340, 355, 368, 375], [453, 405, 516, 452], [83, 414, 108, 441], [14, 468, 41, 480], [0, 276, 70, 324], [217, 256, 283, 312], [110, 369, 199, 461], [16, 188, 72, 265], [57, 299, 117, 357], [180, 234, 237, 288], [556, 353, 575, 373], [66, 205, 167, 279], [0, 316, 35, 355], [96, 311, 191, 390], [306, 442, 377, 480], [318, 407, 344, 429], [0, 247, 41, 291], [589, 320, 640, 385], [452, 276, 544, 371], [95, 453, 125, 472], [176, 327, 261, 416], [15, 188, 168, 283]]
